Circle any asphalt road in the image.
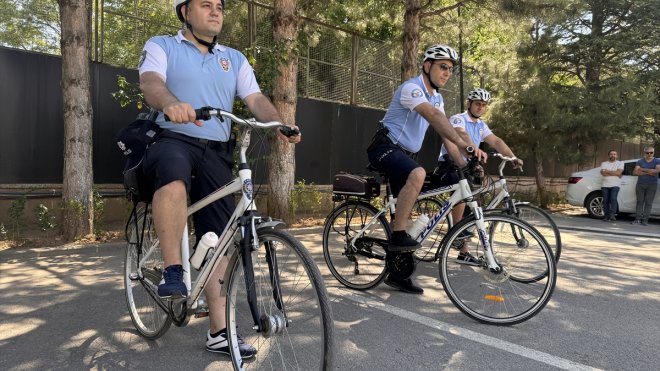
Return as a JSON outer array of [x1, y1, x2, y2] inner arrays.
[[0, 213, 658, 370]]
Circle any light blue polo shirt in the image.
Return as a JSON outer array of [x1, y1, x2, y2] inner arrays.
[[382, 74, 445, 153], [138, 30, 261, 141], [439, 111, 493, 160]]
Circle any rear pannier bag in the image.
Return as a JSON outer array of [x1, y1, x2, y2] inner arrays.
[[332, 173, 380, 198]]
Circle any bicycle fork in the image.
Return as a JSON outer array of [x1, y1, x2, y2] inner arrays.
[[238, 214, 288, 336], [468, 201, 502, 273]]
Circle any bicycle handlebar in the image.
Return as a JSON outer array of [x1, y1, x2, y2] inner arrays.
[[491, 152, 523, 173], [164, 106, 300, 138]]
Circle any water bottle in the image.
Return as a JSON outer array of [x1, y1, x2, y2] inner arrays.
[[407, 214, 430, 239], [190, 232, 218, 270]]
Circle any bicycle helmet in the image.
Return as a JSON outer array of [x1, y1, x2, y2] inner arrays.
[[467, 88, 491, 102], [423, 44, 459, 64], [174, 0, 225, 22]]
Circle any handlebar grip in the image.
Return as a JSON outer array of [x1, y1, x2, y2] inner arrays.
[[163, 107, 217, 122], [279, 126, 300, 137]]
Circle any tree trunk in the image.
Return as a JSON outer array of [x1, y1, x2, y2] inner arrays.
[[269, 0, 299, 223], [59, 0, 94, 240], [401, 0, 422, 81], [533, 148, 548, 208], [584, 0, 604, 92]]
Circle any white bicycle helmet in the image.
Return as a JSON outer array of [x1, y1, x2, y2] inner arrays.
[[174, 0, 225, 22], [467, 88, 491, 102], [423, 44, 459, 64]]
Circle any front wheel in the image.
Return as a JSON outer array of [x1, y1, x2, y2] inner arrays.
[[322, 200, 389, 290], [438, 214, 556, 326], [225, 228, 334, 370], [124, 204, 172, 339]]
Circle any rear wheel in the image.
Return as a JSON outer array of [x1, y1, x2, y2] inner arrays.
[[225, 228, 334, 370], [124, 204, 172, 339], [323, 200, 389, 290], [485, 204, 562, 263]]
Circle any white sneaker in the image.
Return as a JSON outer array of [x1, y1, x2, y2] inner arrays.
[[206, 329, 256, 359]]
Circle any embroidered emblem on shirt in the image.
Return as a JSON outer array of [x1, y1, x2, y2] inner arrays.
[[411, 89, 423, 98], [452, 117, 462, 125], [434, 102, 441, 109], [219, 58, 231, 72], [137, 50, 147, 68]]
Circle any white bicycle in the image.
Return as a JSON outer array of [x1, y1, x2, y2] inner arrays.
[[413, 153, 561, 268], [124, 107, 334, 370], [323, 157, 556, 325]]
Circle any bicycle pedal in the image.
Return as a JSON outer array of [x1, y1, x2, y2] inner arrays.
[[194, 310, 209, 318], [194, 305, 209, 318], [194, 299, 209, 318]]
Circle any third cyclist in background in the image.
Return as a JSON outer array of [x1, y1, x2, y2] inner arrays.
[[437, 88, 523, 265]]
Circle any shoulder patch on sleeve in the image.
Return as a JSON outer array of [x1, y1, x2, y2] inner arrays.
[[451, 116, 463, 126], [411, 88, 423, 98]]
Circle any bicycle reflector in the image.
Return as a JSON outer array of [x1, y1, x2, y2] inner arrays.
[[484, 294, 505, 302], [568, 177, 583, 184]]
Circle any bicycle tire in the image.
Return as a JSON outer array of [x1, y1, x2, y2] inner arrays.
[[322, 200, 389, 290], [438, 214, 556, 326], [124, 205, 172, 339], [485, 204, 562, 262], [225, 228, 334, 370], [411, 198, 451, 262]]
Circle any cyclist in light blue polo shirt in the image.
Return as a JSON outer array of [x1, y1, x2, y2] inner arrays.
[[367, 44, 481, 294], [137, 0, 299, 359]]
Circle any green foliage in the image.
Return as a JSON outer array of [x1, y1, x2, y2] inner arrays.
[[290, 180, 324, 218], [100, 0, 179, 67], [111, 75, 145, 109], [0, 0, 61, 54], [62, 200, 85, 218], [0, 223, 7, 240], [302, 0, 401, 40], [369, 195, 384, 210], [34, 204, 56, 231], [485, 0, 659, 167], [244, 40, 294, 98], [93, 190, 106, 235], [7, 194, 28, 238]]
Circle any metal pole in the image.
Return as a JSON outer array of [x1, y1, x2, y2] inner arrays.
[[350, 34, 359, 106]]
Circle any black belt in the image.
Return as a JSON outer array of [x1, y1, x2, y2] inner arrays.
[[160, 130, 232, 152], [369, 127, 417, 157]]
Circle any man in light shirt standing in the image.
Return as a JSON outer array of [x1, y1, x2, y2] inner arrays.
[[600, 150, 624, 221]]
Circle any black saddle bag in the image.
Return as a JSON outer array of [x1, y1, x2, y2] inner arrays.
[[116, 110, 162, 202], [332, 173, 381, 199]]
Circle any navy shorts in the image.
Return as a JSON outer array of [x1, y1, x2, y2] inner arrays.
[[143, 130, 235, 242], [367, 142, 421, 197]]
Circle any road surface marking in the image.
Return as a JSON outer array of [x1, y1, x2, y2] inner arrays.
[[332, 288, 602, 371]]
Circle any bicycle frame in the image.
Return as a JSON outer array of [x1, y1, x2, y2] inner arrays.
[[136, 112, 289, 323], [350, 173, 502, 272]]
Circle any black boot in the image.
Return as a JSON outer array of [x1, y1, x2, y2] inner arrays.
[[384, 276, 424, 294]]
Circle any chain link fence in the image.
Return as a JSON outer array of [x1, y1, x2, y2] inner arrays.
[[2, 0, 460, 110], [0, 0, 460, 113]]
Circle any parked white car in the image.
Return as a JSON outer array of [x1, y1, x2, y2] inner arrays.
[[566, 159, 660, 218]]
